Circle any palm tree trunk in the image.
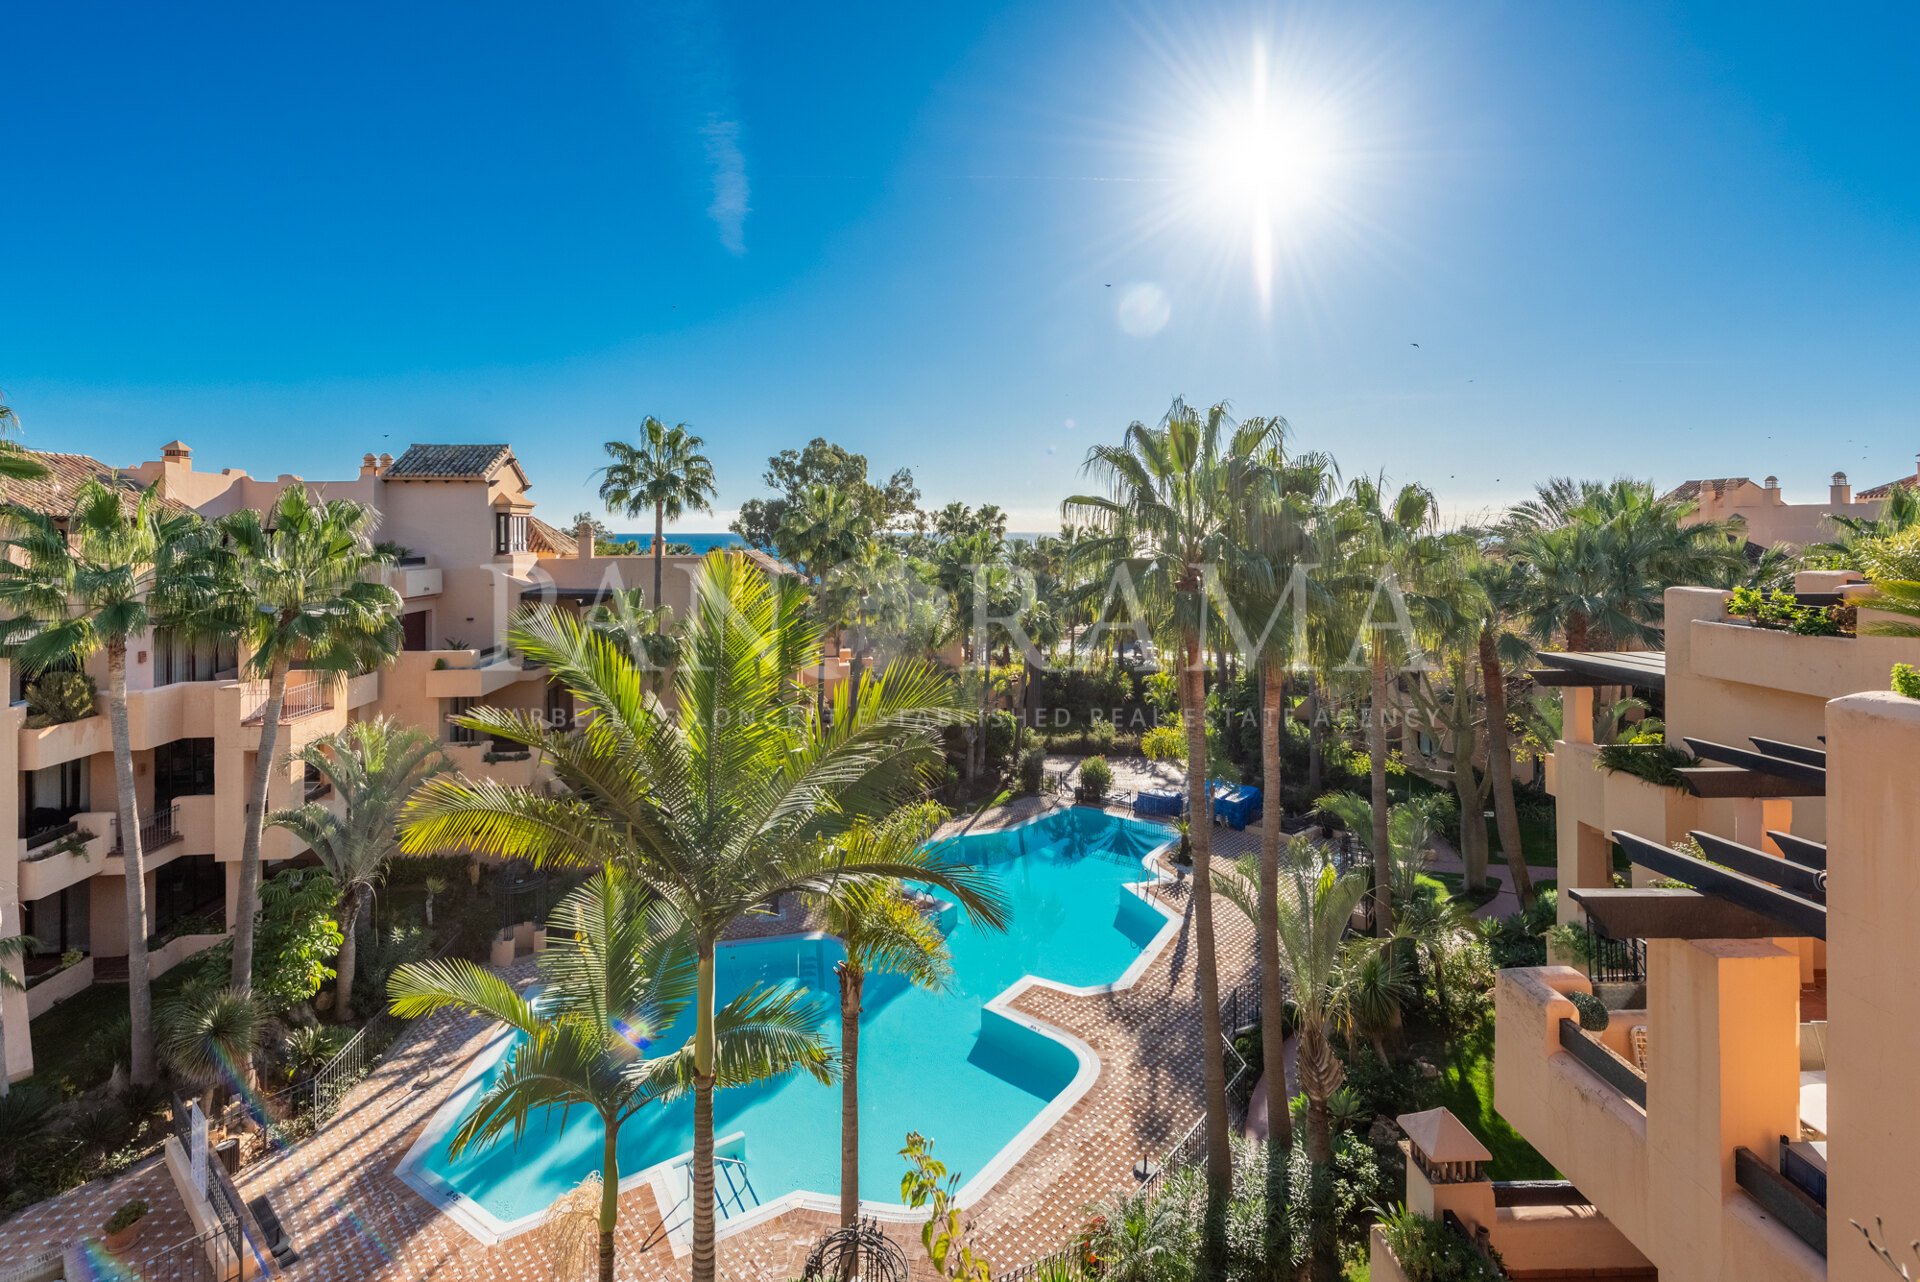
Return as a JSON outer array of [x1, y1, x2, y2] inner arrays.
[[334, 892, 360, 1023], [1305, 684, 1323, 795], [1179, 628, 1231, 1280], [1302, 1029, 1340, 1282], [1257, 660, 1293, 1262], [1368, 643, 1392, 936], [106, 641, 156, 1085], [653, 499, 666, 609], [1479, 628, 1534, 905], [600, 1119, 621, 1282], [838, 964, 862, 1232], [691, 941, 719, 1282], [233, 654, 292, 994]]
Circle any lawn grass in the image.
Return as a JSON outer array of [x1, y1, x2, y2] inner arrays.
[[1426, 1021, 1557, 1180], [1486, 807, 1557, 867]]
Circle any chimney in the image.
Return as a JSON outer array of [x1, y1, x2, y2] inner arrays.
[[1831, 471, 1851, 505], [1763, 475, 1780, 504], [360, 452, 380, 479], [379, 452, 393, 470], [575, 518, 596, 560], [161, 440, 191, 463]]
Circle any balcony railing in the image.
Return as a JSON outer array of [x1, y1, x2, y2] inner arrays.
[[241, 675, 333, 725], [23, 819, 80, 854], [112, 803, 181, 856], [1735, 1146, 1826, 1258], [1586, 924, 1648, 985], [1558, 1017, 1647, 1108]]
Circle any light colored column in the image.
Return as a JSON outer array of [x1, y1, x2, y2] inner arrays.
[[1563, 686, 1596, 745], [1825, 691, 1920, 1281]]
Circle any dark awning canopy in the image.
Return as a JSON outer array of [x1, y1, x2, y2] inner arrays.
[[1568, 887, 1794, 941], [1529, 650, 1667, 690], [1681, 738, 1826, 796], [1612, 829, 1827, 939]]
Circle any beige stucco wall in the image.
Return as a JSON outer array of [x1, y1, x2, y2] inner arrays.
[[1825, 690, 1920, 1282]]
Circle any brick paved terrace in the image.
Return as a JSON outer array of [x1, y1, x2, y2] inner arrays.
[[4, 797, 1261, 1282]]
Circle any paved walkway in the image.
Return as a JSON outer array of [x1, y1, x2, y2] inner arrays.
[[214, 798, 1259, 1282], [0, 1153, 197, 1277], [1423, 835, 1557, 921]]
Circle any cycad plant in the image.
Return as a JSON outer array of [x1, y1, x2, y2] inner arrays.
[[398, 552, 1005, 1282], [0, 480, 209, 1084], [268, 718, 452, 1020], [390, 868, 830, 1282], [812, 803, 966, 1228], [210, 487, 401, 995], [159, 984, 264, 1109]]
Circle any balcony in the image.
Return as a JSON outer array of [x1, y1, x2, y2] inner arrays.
[[17, 811, 117, 900], [240, 674, 336, 726], [111, 802, 183, 857], [384, 559, 443, 599], [421, 646, 523, 697]]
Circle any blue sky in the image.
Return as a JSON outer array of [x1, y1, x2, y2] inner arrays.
[[4, 1, 1918, 531]]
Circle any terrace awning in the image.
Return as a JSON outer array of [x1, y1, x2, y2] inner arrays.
[[1567, 887, 1795, 941], [1529, 650, 1667, 690], [1681, 737, 1826, 797], [1611, 829, 1827, 939]]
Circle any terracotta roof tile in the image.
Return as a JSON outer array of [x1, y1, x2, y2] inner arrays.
[[383, 444, 514, 481], [1660, 477, 1751, 504], [529, 516, 577, 556], [0, 450, 193, 518]]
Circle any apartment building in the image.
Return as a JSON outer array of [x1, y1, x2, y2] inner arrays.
[[1370, 575, 1919, 1280], [2, 440, 776, 1086], [1661, 470, 1900, 549]]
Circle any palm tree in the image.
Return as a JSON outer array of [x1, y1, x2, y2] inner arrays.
[[268, 719, 452, 1021], [0, 933, 37, 1098], [597, 417, 718, 609], [1228, 430, 1334, 1257], [390, 868, 830, 1282], [1338, 477, 1460, 933], [1467, 555, 1538, 905], [1065, 398, 1279, 1276], [1217, 842, 1368, 1282], [0, 480, 208, 1084], [159, 985, 264, 1111], [210, 487, 402, 995], [397, 553, 1008, 1282], [0, 390, 49, 483], [812, 804, 960, 1230]]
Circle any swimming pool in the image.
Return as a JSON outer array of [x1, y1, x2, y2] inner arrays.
[[397, 806, 1178, 1246]]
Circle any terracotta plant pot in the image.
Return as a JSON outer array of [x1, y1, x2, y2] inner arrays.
[[103, 1219, 144, 1253]]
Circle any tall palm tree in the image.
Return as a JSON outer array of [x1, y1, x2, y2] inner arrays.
[[389, 868, 830, 1282], [1338, 477, 1460, 933], [1228, 429, 1334, 1258], [0, 481, 208, 1084], [597, 417, 719, 609], [210, 487, 402, 995], [268, 719, 452, 1021], [1218, 843, 1368, 1282], [0, 933, 37, 1098], [812, 804, 960, 1230], [778, 484, 868, 719], [397, 553, 1007, 1282], [1064, 398, 1278, 1277]]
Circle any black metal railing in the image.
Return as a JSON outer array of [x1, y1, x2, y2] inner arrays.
[[1735, 1146, 1826, 1257], [22, 820, 78, 853], [1586, 925, 1647, 984], [1492, 1180, 1591, 1208], [112, 804, 180, 855], [1558, 1017, 1647, 1108], [997, 1244, 1091, 1282]]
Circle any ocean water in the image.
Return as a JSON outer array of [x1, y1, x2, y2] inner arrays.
[[408, 808, 1174, 1224], [611, 532, 746, 555]]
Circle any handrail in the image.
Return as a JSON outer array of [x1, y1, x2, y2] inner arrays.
[[1557, 1018, 1647, 1108], [1735, 1146, 1826, 1258]]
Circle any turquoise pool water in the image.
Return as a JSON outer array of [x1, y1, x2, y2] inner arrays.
[[406, 807, 1174, 1228]]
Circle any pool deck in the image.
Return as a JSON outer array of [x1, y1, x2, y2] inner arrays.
[[6, 797, 1261, 1281]]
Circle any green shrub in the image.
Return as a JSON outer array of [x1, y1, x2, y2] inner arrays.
[[22, 671, 97, 728], [104, 1198, 149, 1234], [1140, 719, 1185, 762], [1567, 990, 1610, 1032], [1079, 755, 1113, 801], [1086, 717, 1118, 754], [984, 710, 1019, 772], [1018, 746, 1047, 795], [1595, 742, 1698, 790], [1377, 1206, 1507, 1281], [1894, 663, 1920, 700]]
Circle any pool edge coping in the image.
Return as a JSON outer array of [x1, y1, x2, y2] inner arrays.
[[392, 809, 1185, 1254]]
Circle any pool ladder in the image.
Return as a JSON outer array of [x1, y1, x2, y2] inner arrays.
[[645, 1155, 763, 1252]]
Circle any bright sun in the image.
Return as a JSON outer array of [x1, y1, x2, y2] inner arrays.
[[1199, 105, 1336, 219]]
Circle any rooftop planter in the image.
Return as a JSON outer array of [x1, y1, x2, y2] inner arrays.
[[1725, 587, 1855, 638]]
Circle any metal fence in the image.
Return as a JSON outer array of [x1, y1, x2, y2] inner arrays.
[[165, 1093, 266, 1281], [1585, 925, 1648, 985]]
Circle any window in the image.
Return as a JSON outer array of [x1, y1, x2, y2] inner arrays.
[[153, 739, 216, 810], [152, 628, 238, 685], [21, 760, 88, 838], [446, 696, 479, 744], [495, 512, 529, 555]]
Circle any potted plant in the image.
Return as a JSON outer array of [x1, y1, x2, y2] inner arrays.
[[1076, 755, 1113, 805], [102, 1198, 149, 1252], [1894, 663, 1920, 700]]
